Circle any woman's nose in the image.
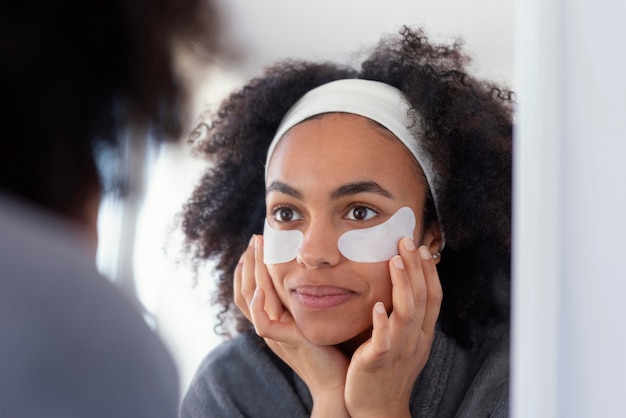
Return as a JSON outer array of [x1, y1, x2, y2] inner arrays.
[[296, 220, 341, 269]]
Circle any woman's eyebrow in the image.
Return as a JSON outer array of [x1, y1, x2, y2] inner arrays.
[[266, 181, 303, 199], [330, 181, 394, 200]]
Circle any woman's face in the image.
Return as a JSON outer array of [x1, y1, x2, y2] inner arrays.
[[265, 113, 440, 348]]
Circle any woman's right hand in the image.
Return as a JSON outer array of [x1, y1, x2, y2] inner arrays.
[[233, 235, 350, 418]]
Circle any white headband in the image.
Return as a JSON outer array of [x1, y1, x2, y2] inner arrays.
[[264, 79, 443, 231]]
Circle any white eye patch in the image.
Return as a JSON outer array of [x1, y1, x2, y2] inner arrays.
[[263, 206, 416, 264], [337, 206, 416, 262], [263, 221, 304, 264]]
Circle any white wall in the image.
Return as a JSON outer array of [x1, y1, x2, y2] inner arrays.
[[512, 0, 626, 416]]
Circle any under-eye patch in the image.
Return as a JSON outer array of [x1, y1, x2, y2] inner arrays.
[[337, 206, 415, 262], [263, 221, 304, 264], [263, 206, 416, 264]]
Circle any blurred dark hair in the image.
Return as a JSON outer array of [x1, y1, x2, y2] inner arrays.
[[0, 0, 223, 224], [181, 27, 513, 348]]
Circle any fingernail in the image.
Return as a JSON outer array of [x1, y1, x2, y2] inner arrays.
[[249, 235, 256, 247], [402, 237, 416, 251], [419, 246, 432, 260], [375, 302, 386, 314], [393, 255, 405, 270]]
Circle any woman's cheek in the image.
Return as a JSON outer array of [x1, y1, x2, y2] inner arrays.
[[360, 261, 394, 307], [266, 263, 290, 305]]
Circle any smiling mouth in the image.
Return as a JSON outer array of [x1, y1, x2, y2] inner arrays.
[[292, 286, 354, 309]]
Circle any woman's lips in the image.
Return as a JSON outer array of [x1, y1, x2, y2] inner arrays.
[[292, 286, 354, 309]]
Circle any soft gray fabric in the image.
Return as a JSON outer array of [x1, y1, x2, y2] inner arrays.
[[0, 196, 179, 418], [182, 320, 509, 417]]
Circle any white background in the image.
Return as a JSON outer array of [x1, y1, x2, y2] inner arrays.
[[513, 0, 626, 416]]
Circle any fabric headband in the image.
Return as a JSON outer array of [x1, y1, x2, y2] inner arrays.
[[264, 78, 443, 236]]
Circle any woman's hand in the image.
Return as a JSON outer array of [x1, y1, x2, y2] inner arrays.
[[233, 235, 350, 418], [344, 238, 443, 418]]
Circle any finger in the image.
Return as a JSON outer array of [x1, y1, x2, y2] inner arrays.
[[398, 237, 428, 321], [240, 235, 257, 305], [363, 302, 391, 365], [249, 286, 271, 334], [233, 254, 251, 320], [418, 246, 443, 333], [386, 255, 418, 351], [389, 253, 418, 327], [250, 287, 297, 344], [255, 235, 283, 320]]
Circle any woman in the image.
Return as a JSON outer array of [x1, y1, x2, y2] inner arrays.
[[181, 26, 513, 417]]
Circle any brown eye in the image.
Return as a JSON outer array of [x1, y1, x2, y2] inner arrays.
[[346, 206, 377, 221], [353, 207, 368, 220], [278, 208, 293, 222], [273, 207, 303, 223]]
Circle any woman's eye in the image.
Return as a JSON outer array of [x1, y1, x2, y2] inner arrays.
[[346, 206, 377, 221], [273, 207, 303, 222]]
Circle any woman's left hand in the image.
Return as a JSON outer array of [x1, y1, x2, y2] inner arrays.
[[344, 238, 443, 418]]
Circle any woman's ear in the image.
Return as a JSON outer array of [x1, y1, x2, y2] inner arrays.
[[422, 220, 444, 264]]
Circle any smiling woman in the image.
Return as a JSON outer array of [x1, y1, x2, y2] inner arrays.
[[262, 111, 442, 354], [180, 26, 513, 417]]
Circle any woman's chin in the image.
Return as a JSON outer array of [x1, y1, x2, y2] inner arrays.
[[300, 326, 372, 351]]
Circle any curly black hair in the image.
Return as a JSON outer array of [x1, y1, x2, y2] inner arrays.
[[181, 26, 513, 349], [0, 0, 223, 225]]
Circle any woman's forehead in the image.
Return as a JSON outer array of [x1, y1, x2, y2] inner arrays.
[[265, 113, 424, 195]]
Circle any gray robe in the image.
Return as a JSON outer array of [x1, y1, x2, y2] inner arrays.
[[182, 322, 509, 417]]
